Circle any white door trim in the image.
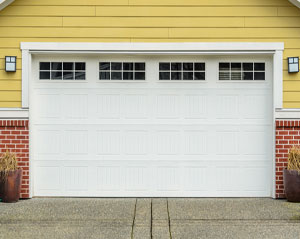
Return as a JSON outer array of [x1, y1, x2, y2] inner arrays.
[[21, 42, 284, 198]]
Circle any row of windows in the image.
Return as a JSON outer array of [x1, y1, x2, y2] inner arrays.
[[39, 62, 266, 81]]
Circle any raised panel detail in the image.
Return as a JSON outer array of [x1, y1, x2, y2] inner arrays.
[[184, 95, 207, 119], [35, 166, 60, 190], [183, 167, 208, 191], [36, 130, 61, 155], [37, 94, 61, 119], [65, 130, 88, 155], [217, 131, 239, 155], [216, 95, 239, 119], [97, 167, 120, 191], [97, 131, 120, 155], [156, 95, 179, 119], [125, 167, 147, 191], [244, 95, 269, 119], [156, 131, 180, 155], [242, 131, 268, 155], [157, 167, 180, 191], [124, 94, 147, 119], [64, 94, 88, 119], [125, 131, 148, 155], [184, 131, 207, 155], [97, 94, 120, 119], [65, 167, 88, 191]]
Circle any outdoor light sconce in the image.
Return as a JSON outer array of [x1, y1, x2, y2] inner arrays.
[[288, 57, 299, 73], [5, 56, 16, 72]]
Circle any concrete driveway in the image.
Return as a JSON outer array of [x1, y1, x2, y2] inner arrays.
[[1, 198, 300, 239]]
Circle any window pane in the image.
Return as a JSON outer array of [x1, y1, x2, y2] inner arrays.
[[76, 62, 86, 71], [254, 72, 265, 80], [63, 71, 74, 80], [40, 71, 50, 79], [40, 62, 50, 70], [183, 63, 193, 71], [100, 62, 110, 71], [135, 63, 145, 71], [51, 62, 62, 71], [159, 72, 170, 80], [195, 63, 205, 71], [111, 72, 122, 80], [123, 63, 134, 71], [159, 63, 170, 71], [75, 72, 85, 80], [171, 72, 181, 80], [219, 63, 230, 71], [123, 72, 134, 80], [254, 63, 265, 71], [135, 72, 145, 80], [231, 63, 241, 71], [231, 72, 241, 80], [183, 72, 193, 80], [51, 71, 62, 80], [111, 62, 122, 71], [194, 72, 205, 80], [63, 62, 74, 71], [243, 72, 253, 80], [219, 72, 230, 80], [99, 71, 110, 80], [171, 62, 182, 71], [243, 63, 253, 71]]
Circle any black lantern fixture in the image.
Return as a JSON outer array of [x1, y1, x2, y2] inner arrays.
[[288, 57, 299, 73], [5, 56, 16, 72]]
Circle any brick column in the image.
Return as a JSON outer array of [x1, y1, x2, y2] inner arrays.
[[275, 119, 300, 199], [0, 120, 29, 198]]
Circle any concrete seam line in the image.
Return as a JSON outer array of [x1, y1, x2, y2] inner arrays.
[[167, 199, 172, 239], [131, 198, 137, 239]]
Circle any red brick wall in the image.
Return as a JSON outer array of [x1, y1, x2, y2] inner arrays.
[[0, 120, 29, 199], [275, 119, 300, 199]]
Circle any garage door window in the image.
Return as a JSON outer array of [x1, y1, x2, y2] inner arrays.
[[219, 62, 265, 81], [99, 62, 146, 81], [39, 62, 86, 80], [159, 62, 205, 81]]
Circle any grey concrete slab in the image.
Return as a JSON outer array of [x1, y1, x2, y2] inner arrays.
[[152, 198, 168, 220], [152, 225, 170, 239], [171, 221, 300, 239], [134, 198, 151, 226], [0, 198, 136, 222], [168, 198, 300, 220], [133, 226, 151, 239], [0, 223, 132, 239]]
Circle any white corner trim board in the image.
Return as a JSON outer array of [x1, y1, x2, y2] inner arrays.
[[289, 0, 300, 8], [20, 42, 284, 110], [0, 0, 14, 11]]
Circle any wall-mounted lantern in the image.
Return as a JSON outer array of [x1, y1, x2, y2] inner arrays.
[[288, 57, 299, 73], [5, 56, 16, 72]]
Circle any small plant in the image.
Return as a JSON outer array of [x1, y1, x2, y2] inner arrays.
[[0, 151, 18, 182]]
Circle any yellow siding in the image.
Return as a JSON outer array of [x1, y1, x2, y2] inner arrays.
[[0, 0, 299, 108]]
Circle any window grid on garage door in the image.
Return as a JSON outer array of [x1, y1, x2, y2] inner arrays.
[[39, 62, 86, 80], [159, 62, 205, 81], [219, 62, 265, 81], [99, 62, 146, 81]]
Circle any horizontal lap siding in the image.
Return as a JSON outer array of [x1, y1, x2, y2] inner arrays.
[[0, 0, 299, 107]]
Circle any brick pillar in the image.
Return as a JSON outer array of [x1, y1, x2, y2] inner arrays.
[[0, 120, 29, 198], [275, 119, 300, 199]]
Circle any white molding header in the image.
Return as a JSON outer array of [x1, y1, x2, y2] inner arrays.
[[276, 109, 300, 119], [289, 0, 300, 8], [0, 108, 29, 118], [20, 42, 285, 53], [0, 0, 14, 11]]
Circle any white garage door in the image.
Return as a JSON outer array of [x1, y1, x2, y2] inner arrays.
[[31, 54, 273, 197]]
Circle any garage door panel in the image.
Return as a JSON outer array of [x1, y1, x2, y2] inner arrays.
[[32, 55, 273, 197]]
